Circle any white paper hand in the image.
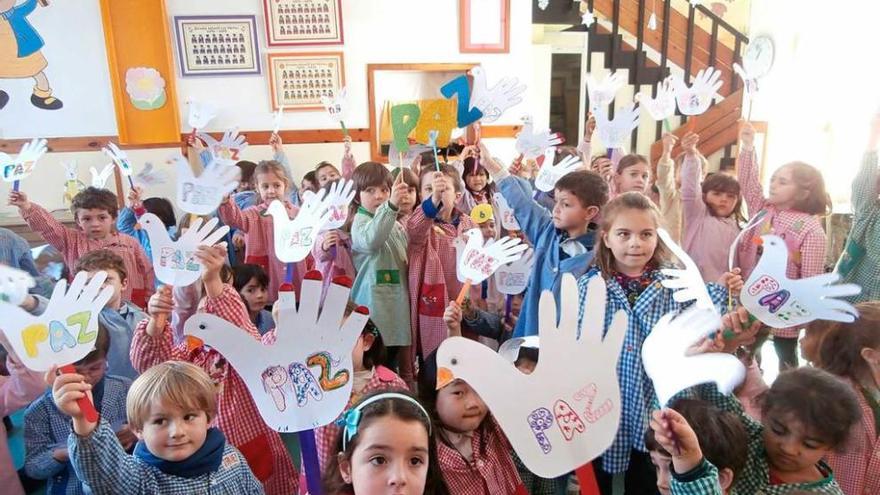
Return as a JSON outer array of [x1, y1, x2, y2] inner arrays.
[[187, 100, 218, 130], [493, 192, 520, 231], [172, 154, 240, 216], [272, 105, 285, 134], [185, 275, 369, 431], [469, 66, 526, 124], [534, 149, 583, 192], [586, 72, 625, 111], [658, 229, 716, 311], [643, 307, 743, 406], [1, 138, 47, 182], [141, 213, 229, 287], [595, 102, 640, 149], [516, 116, 564, 160], [322, 178, 356, 231], [674, 67, 723, 116], [320, 86, 348, 124], [89, 164, 115, 189], [0, 271, 113, 371], [102, 142, 134, 177], [0, 265, 35, 306], [638, 77, 677, 121], [457, 229, 528, 284], [494, 248, 535, 295], [269, 189, 332, 263], [733, 63, 760, 98], [198, 128, 248, 161]]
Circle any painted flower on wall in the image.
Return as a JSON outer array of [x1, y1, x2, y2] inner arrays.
[[125, 67, 167, 110]]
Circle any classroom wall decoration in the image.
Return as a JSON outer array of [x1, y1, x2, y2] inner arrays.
[[263, 0, 344, 46], [0, 0, 63, 110], [173, 15, 261, 77], [124, 67, 166, 110], [267, 52, 344, 111]]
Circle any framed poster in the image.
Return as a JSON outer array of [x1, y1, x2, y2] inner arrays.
[[459, 0, 510, 53], [263, 0, 344, 46], [268, 52, 345, 111], [173, 15, 261, 77]]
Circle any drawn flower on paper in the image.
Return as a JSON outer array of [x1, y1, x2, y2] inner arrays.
[[125, 67, 167, 110]]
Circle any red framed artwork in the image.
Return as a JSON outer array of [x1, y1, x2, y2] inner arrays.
[[267, 52, 345, 111], [262, 0, 344, 46], [459, 0, 510, 53]]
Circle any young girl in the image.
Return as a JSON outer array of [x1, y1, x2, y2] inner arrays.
[[469, 205, 505, 315], [458, 156, 495, 215], [576, 192, 730, 494], [314, 135, 356, 188], [736, 122, 832, 370], [393, 167, 420, 220], [301, 170, 319, 195], [315, 308, 408, 472], [313, 179, 357, 299], [418, 352, 522, 494], [816, 301, 880, 495], [655, 133, 708, 243], [117, 186, 177, 261], [232, 263, 274, 335], [348, 162, 412, 372], [218, 160, 306, 301], [322, 390, 445, 495], [614, 154, 652, 196]]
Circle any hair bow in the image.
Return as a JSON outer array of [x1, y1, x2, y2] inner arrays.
[[337, 408, 362, 449]]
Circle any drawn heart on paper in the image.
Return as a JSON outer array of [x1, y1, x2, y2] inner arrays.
[[554, 399, 586, 441]]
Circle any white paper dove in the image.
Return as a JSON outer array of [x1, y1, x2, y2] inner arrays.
[[733, 63, 760, 99], [1, 138, 47, 183], [141, 213, 229, 287], [132, 162, 167, 188], [0, 265, 36, 306], [102, 142, 134, 177], [638, 77, 677, 122], [457, 228, 528, 284], [321, 178, 356, 231], [493, 192, 520, 231], [198, 128, 248, 161], [586, 72, 625, 111], [89, 164, 114, 189], [0, 270, 113, 371], [674, 67, 723, 116], [642, 306, 744, 406], [172, 154, 240, 216], [320, 86, 349, 125], [741, 235, 861, 327], [494, 248, 535, 295], [658, 229, 716, 311], [534, 149, 583, 192], [469, 66, 526, 124], [595, 103, 641, 150], [269, 189, 333, 263], [185, 274, 369, 431], [516, 115, 564, 160], [187, 100, 219, 131], [436, 275, 627, 478]]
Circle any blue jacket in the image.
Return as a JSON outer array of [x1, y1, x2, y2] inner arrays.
[[497, 174, 597, 337], [2, 0, 44, 58]]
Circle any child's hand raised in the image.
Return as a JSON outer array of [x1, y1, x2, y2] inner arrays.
[[128, 186, 143, 208], [147, 286, 173, 334], [661, 133, 678, 157], [739, 121, 755, 150], [444, 300, 463, 337], [719, 306, 762, 352], [8, 190, 31, 210], [584, 114, 597, 142], [681, 132, 700, 157], [429, 172, 448, 204], [269, 132, 283, 154], [195, 244, 227, 278], [718, 268, 744, 297], [322, 230, 340, 251], [649, 408, 703, 473], [389, 181, 409, 210]]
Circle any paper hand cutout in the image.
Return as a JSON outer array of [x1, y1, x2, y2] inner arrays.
[[271, 105, 285, 134], [586, 72, 624, 111], [643, 307, 743, 406], [516, 115, 564, 160], [320, 86, 348, 124], [132, 162, 167, 188], [741, 235, 861, 327], [493, 192, 520, 231], [658, 229, 716, 311], [733, 63, 760, 98], [1, 138, 47, 183], [457, 228, 528, 284], [0, 265, 35, 306], [172, 154, 240, 216], [0, 270, 113, 371], [198, 128, 248, 161], [674, 67, 723, 116], [187, 100, 219, 130], [436, 275, 627, 478], [185, 273, 369, 431], [141, 213, 229, 287], [269, 190, 332, 263], [595, 102, 641, 149], [89, 164, 114, 189], [469, 66, 526, 124], [638, 77, 677, 121], [534, 149, 582, 192], [321, 178, 356, 231], [494, 247, 535, 295], [102, 142, 134, 177]]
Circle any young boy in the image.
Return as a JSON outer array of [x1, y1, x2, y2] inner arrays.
[[232, 264, 274, 335], [25, 326, 133, 495], [480, 142, 608, 337], [74, 249, 147, 380], [52, 360, 263, 493], [9, 187, 154, 308]]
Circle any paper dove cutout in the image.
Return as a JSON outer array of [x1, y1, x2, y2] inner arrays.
[[535, 149, 583, 192], [172, 154, 240, 216], [0, 270, 113, 371], [638, 77, 677, 121], [89, 164, 115, 189], [494, 248, 535, 295], [733, 63, 760, 98], [516, 115, 564, 160], [658, 229, 716, 311], [728, 209, 767, 271], [141, 213, 229, 287], [268, 189, 333, 263], [586, 72, 624, 111], [0, 265, 35, 306], [132, 162, 167, 188], [741, 235, 861, 327], [102, 142, 134, 177], [595, 103, 640, 149], [185, 273, 369, 431], [321, 178, 356, 231], [187, 100, 219, 130], [457, 228, 528, 284], [469, 66, 526, 124], [320, 86, 348, 124], [1, 138, 47, 183], [62, 161, 79, 181], [674, 67, 723, 116], [436, 274, 627, 478], [198, 128, 248, 161], [498, 335, 540, 364], [493, 192, 520, 231], [642, 307, 744, 406]]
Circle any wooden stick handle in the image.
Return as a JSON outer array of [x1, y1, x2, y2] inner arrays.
[[456, 280, 472, 305], [59, 365, 99, 423]]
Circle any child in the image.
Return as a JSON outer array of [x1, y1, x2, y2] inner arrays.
[[614, 154, 652, 196], [53, 360, 263, 493], [468, 205, 505, 314], [131, 244, 299, 494], [218, 160, 306, 301], [646, 398, 749, 494], [654, 133, 709, 244], [418, 352, 522, 494], [392, 167, 420, 220], [0, 225, 53, 297], [232, 263, 274, 335], [315, 308, 408, 472], [314, 135, 356, 188], [301, 171, 319, 195], [482, 141, 607, 338], [117, 186, 177, 262], [348, 162, 412, 371], [575, 192, 729, 493], [816, 301, 880, 495], [458, 156, 495, 214], [25, 326, 133, 495], [233, 160, 259, 209], [74, 249, 146, 380], [736, 122, 831, 370], [9, 187, 155, 308], [679, 132, 743, 283], [268, 132, 301, 206], [322, 390, 443, 495], [313, 179, 357, 299]]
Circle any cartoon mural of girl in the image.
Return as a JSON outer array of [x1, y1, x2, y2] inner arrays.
[[0, 0, 63, 110]]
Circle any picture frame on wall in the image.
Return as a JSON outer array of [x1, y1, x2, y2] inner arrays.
[[267, 52, 345, 111], [263, 0, 344, 46], [459, 0, 510, 53], [173, 15, 261, 77]]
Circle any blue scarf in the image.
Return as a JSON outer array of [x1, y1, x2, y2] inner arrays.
[[134, 427, 226, 478]]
